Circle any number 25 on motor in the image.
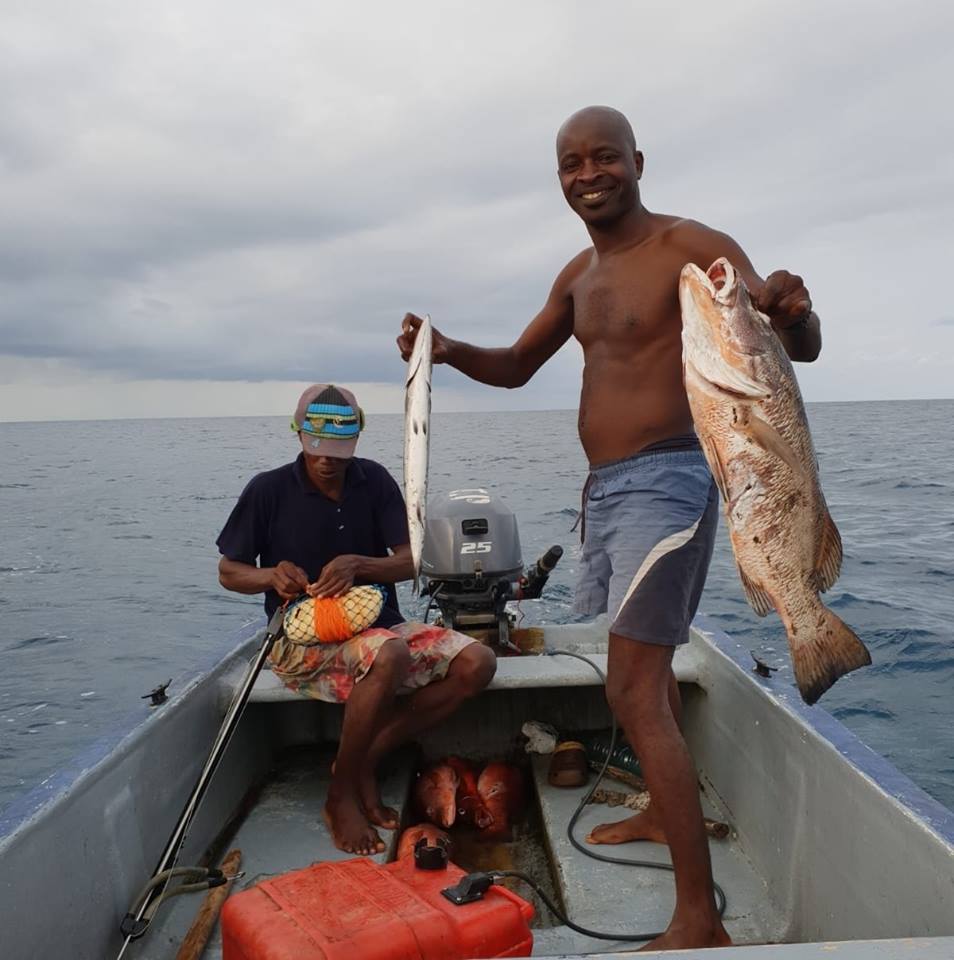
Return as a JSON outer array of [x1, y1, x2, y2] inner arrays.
[[460, 542, 492, 554]]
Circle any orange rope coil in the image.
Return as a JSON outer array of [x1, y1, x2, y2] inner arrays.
[[283, 585, 386, 645]]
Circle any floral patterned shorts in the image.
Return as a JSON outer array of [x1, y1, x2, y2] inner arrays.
[[268, 620, 478, 703]]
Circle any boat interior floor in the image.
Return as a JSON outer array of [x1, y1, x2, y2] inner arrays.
[[530, 756, 787, 953], [131, 741, 787, 959]]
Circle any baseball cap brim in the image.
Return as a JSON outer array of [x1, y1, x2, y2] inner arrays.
[[299, 433, 358, 459]]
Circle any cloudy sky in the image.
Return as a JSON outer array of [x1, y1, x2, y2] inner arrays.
[[1, 0, 951, 422]]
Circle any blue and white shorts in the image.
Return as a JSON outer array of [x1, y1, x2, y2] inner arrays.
[[573, 441, 719, 646]]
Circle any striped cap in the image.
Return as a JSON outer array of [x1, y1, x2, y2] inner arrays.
[[292, 384, 364, 458]]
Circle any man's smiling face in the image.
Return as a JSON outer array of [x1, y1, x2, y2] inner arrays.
[[556, 108, 643, 228]]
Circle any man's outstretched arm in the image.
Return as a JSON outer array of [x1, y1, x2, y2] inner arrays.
[[397, 253, 585, 388]]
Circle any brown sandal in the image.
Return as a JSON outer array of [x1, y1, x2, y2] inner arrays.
[[547, 741, 588, 788]]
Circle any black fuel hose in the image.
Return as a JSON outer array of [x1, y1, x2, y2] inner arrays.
[[493, 869, 663, 942]]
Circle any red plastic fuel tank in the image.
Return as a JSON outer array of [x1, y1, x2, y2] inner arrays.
[[220, 854, 534, 960]]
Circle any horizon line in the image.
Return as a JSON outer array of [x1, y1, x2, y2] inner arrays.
[[2, 396, 953, 427]]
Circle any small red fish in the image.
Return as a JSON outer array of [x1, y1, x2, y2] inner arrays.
[[397, 823, 453, 860], [414, 762, 460, 829], [477, 762, 525, 837], [446, 756, 494, 830]]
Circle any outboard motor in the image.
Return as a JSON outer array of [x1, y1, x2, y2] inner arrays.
[[421, 488, 562, 648]]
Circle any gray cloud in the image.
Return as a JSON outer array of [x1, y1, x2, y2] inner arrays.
[[1, 0, 953, 418]]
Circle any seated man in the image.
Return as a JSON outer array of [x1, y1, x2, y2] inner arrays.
[[216, 383, 496, 855]]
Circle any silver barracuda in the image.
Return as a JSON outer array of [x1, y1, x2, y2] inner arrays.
[[404, 314, 433, 594], [679, 258, 870, 704]]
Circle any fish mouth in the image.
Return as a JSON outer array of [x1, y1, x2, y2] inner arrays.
[[686, 258, 738, 301], [708, 258, 735, 297], [680, 258, 738, 300]]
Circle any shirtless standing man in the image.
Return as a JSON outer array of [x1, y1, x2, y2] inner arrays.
[[397, 106, 821, 951]]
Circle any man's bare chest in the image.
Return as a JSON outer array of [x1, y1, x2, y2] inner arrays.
[[572, 256, 682, 349]]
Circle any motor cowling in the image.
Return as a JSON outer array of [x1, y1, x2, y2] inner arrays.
[[420, 490, 561, 649], [421, 488, 523, 584]]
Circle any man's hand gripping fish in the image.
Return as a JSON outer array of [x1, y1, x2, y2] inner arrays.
[[679, 258, 871, 704]]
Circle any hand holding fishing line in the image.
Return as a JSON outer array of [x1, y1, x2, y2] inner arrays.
[[269, 560, 309, 600], [308, 554, 360, 598]]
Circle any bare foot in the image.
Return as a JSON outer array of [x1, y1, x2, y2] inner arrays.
[[586, 805, 667, 845], [323, 793, 385, 856], [359, 765, 399, 830], [638, 920, 731, 952]]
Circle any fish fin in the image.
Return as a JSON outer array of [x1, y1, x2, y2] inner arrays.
[[791, 606, 871, 705], [685, 358, 769, 401], [813, 511, 843, 593], [699, 434, 730, 502], [737, 565, 775, 617], [714, 368, 770, 399], [739, 411, 807, 483]]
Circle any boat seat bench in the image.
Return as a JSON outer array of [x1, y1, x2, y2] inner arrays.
[[244, 646, 703, 703]]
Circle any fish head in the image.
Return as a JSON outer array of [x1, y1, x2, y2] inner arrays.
[[679, 259, 773, 400], [397, 823, 453, 859]]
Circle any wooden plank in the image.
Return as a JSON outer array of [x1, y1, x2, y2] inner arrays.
[[174, 849, 241, 960]]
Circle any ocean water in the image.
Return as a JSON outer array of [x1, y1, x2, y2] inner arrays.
[[1, 401, 953, 815]]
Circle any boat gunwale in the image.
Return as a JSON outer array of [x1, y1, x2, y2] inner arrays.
[[3, 611, 953, 857], [0, 618, 263, 843], [692, 612, 954, 848]]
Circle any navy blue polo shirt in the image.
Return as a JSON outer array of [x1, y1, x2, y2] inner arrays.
[[216, 455, 409, 624]]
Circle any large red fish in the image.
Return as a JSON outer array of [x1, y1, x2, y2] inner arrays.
[[446, 756, 493, 830], [413, 762, 459, 829], [396, 823, 453, 860], [679, 258, 870, 703], [477, 763, 525, 838]]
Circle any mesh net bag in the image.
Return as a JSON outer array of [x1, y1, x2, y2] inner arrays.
[[282, 585, 386, 645]]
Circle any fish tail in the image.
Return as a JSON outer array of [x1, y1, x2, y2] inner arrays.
[[792, 606, 871, 705]]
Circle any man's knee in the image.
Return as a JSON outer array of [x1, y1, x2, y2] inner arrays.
[[370, 639, 411, 683], [450, 643, 496, 695], [606, 633, 673, 718]]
